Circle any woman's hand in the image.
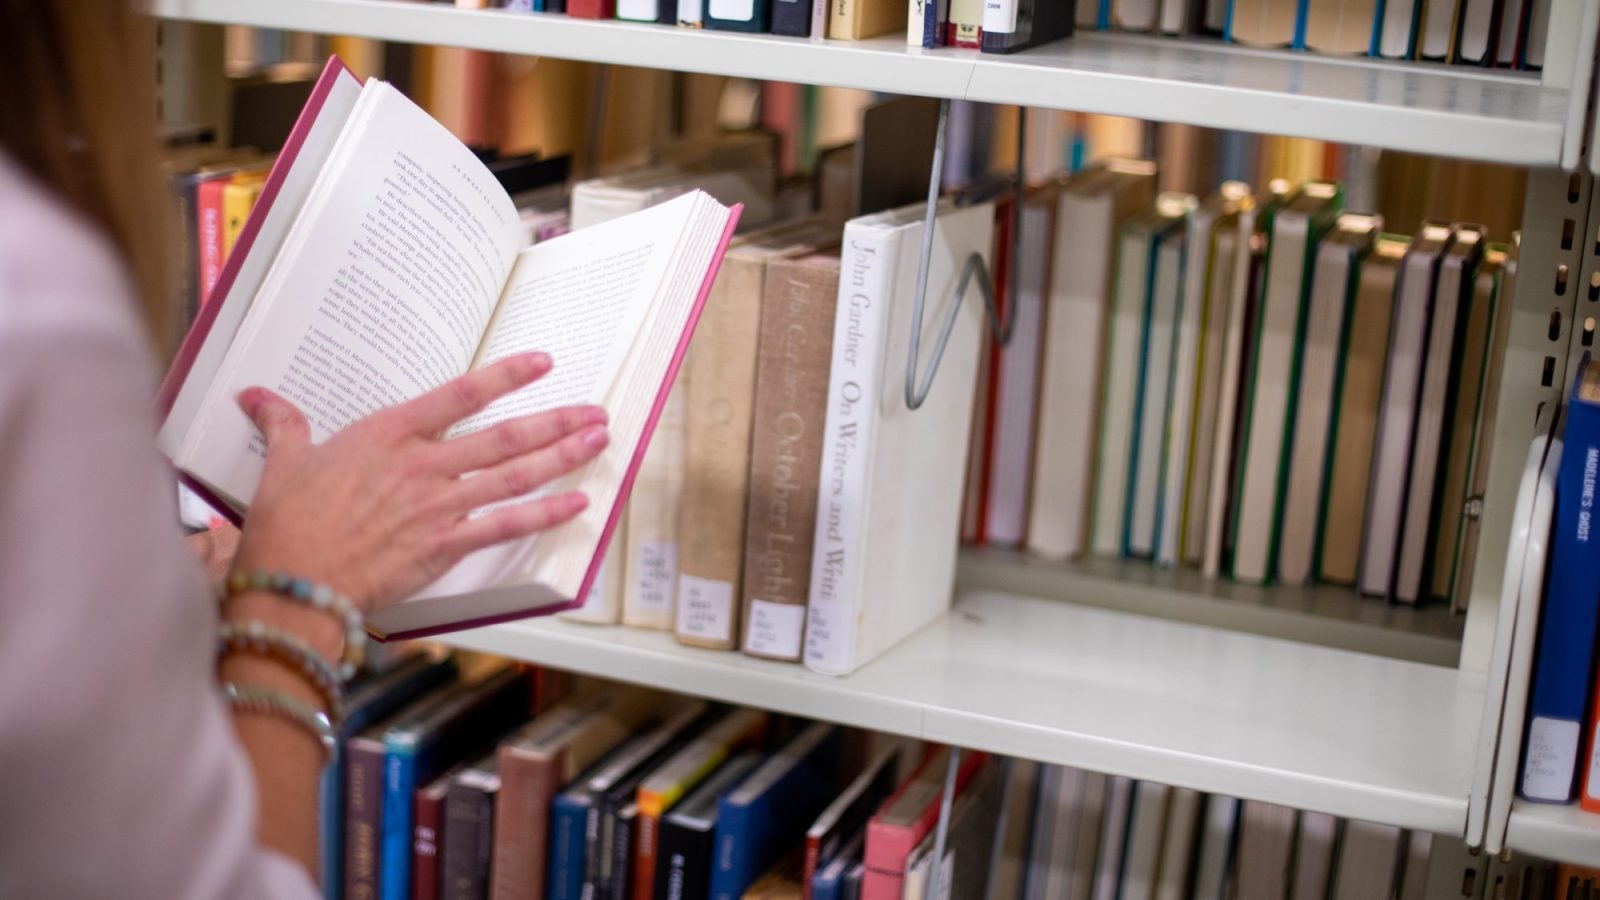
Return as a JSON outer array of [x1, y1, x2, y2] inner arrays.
[[230, 351, 608, 615], [185, 522, 240, 583]]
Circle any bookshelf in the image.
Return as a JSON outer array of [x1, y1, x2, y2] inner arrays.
[[446, 589, 1483, 835], [151, 0, 1600, 872], [151, 0, 1581, 165]]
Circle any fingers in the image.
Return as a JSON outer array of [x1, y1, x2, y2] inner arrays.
[[439, 491, 590, 560], [389, 352, 552, 437], [448, 425, 609, 512], [237, 387, 311, 451], [430, 404, 608, 475]]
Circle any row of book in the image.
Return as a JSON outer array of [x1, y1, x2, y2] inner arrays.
[[961, 170, 1517, 612], [452, 0, 1552, 66], [1084, 0, 1552, 67], [1516, 357, 1600, 814], [325, 648, 1455, 900]]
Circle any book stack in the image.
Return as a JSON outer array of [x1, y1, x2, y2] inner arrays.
[[325, 648, 1461, 899], [1076, 0, 1553, 68], [962, 164, 1518, 611]]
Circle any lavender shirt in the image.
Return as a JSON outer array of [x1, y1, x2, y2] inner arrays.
[[0, 156, 316, 897]]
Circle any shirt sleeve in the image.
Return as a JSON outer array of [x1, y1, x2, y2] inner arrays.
[[0, 326, 319, 900]]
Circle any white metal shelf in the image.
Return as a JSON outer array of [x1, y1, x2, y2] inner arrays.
[[1507, 801, 1600, 867], [443, 589, 1483, 836], [957, 547, 1463, 666], [151, 0, 1570, 166]]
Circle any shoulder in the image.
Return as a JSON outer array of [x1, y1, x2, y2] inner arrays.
[[0, 152, 146, 346]]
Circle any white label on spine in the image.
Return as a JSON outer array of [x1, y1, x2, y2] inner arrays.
[[676, 575, 734, 641], [1523, 716, 1580, 801], [981, 0, 1016, 33], [804, 597, 851, 673], [708, 0, 754, 20], [679, 0, 703, 24], [633, 541, 677, 614], [617, 0, 657, 18], [744, 600, 805, 658]]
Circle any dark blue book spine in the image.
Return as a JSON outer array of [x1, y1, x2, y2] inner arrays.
[[772, 0, 811, 35], [705, 0, 772, 31], [1523, 365, 1600, 802], [550, 793, 593, 900], [380, 749, 418, 900], [709, 801, 754, 900], [921, 0, 941, 47]]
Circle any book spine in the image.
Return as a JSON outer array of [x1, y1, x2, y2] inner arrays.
[[802, 836, 821, 900], [981, 0, 1017, 34], [742, 260, 839, 661], [196, 177, 229, 305], [443, 782, 494, 900], [1526, 394, 1600, 802], [322, 749, 345, 900], [491, 751, 553, 900], [584, 802, 607, 895], [381, 751, 419, 900], [828, 0, 854, 39], [680, 0, 704, 25], [809, 0, 828, 35], [608, 810, 637, 900], [568, 0, 617, 16], [705, 0, 773, 30], [345, 739, 386, 900], [628, 380, 689, 631], [907, 0, 926, 43], [549, 793, 591, 900], [709, 802, 751, 900], [634, 809, 662, 900], [413, 786, 446, 900], [773, 0, 813, 34], [804, 226, 896, 676]]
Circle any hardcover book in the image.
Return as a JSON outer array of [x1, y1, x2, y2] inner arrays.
[[710, 723, 842, 900], [656, 752, 763, 900], [157, 58, 741, 640]]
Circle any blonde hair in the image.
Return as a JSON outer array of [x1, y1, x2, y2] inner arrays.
[[0, 1, 173, 354]]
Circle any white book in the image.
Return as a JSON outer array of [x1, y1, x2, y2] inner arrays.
[[680, 0, 704, 24], [1231, 184, 1339, 584], [1524, 0, 1550, 67], [1378, 0, 1418, 57], [1457, 0, 1498, 62], [1128, 216, 1192, 559], [624, 379, 687, 629], [1190, 796, 1239, 900], [983, 0, 1019, 34], [1417, 0, 1455, 58], [1090, 776, 1134, 900], [1277, 216, 1377, 586], [1114, 0, 1159, 30], [1395, 227, 1484, 603], [1289, 812, 1337, 900], [562, 527, 627, 623], [1118, 782, 1170, 899], [1094, 226, 1159, 557], [1497, 0, 1524, 64], [909, 0, 928, 42], [985, 194, 1054, 548], [157, 66, 737, 639], [1158, 0, 1187, 32], [1329, 820, 1403, 900], [1196, 207, 1257, 574], [803, 201, 993, 676], [1152, 788, 1201, 900], [1027, 162, 1155, 560], [1360, 225, 1452, 598], [1164, 186, 1248, 563]]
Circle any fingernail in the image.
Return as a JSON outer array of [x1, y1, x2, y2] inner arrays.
[[522, 351, 552, 373], [583, 426, 609, 451]]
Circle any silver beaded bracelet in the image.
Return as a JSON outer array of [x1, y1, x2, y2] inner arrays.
[[220, 681, 337, 760], [216, 570, 366, 680], [217, 621, 346, 725]]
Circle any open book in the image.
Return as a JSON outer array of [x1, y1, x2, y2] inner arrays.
[[158, 59, 740, 638]]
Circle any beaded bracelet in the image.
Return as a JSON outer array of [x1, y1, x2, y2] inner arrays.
[[216, 570, 365, 680], [217, 621, 346, 726], [221, 681, 337, 760]]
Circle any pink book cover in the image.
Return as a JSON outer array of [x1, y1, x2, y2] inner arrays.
[[381, 202, 744, 642], [861, 749, 986, 900]]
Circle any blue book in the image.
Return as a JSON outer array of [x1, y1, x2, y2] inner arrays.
[[841, 860, 865, 900], [547, 702, 711, 900], [378, 668, 531, 900], [709, 724, 840, 900], [320, 655, 456, 900], [810, 831, 864, 900], [1523, 355, 1600, 802]]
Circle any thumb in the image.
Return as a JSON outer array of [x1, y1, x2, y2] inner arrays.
[[237, 387, 311, 451]]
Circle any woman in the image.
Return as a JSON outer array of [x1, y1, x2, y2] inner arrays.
[[0, 5, 605, 896]]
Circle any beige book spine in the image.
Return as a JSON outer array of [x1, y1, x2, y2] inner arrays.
[[622, 379, 688, 630], [830, 0, 907, 39], [740, 256, 840, 661], [674, 255, 767, 650]]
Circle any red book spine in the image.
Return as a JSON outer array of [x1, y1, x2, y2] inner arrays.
[[976, 197, 1015, 544], [195, 175, 232, 306], [413, 781, 449, 900], [861, 751, 986, 900], [567, 0, 616, 18], [802, 835, 821, 900]]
